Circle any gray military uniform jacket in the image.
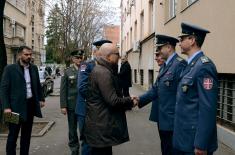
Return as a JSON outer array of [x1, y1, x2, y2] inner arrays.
[[60, 65, 78, 111]]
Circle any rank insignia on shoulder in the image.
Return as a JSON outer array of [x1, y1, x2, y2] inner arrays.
[[200, 56, 210, 63], [80, 64, 87, 72], [182, 85, 188, 93], [177, 57, 183, 61]]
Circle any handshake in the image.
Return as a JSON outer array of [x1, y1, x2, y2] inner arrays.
[[131, 96, 139, 107]]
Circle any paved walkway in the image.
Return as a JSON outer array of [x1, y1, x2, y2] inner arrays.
[[0, 78, 234, 155]]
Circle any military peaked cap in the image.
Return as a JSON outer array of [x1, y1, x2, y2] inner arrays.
[[155, 34, 179, 47]]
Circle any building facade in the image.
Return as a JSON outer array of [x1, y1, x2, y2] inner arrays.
[[103, 25, 120, 48], [121, 0, 235, 150], [4, 0, 45, 65]]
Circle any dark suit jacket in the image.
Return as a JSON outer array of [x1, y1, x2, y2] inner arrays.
[[119, 61, 132, 88], [0, 62, 44, 121]]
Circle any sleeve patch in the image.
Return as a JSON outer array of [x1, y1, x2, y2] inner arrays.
[[203, 78, 213, 90], [80, 64, 87, 72], [201, 56, 210, 63]]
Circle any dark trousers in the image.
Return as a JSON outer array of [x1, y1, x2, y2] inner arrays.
[[122, 86, 130, 97], [173, 148, 213, 155], [91, 147, 112, 155], [6, 98, 34, 155], [158, 128, 173, 155], [67, 110, 79, 155], [77, 115, 91, 155]]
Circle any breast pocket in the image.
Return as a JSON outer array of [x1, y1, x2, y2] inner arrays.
[[162, 74, 174, 87], [68, 76, 76, 87], [181, 77, 194, 93]]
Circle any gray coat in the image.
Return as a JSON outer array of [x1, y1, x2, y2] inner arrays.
[[0, 63, 44, 121], [83, 58, 133, 147]]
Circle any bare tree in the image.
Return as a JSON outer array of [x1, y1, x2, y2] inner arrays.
[[46, 0, 113, 64]]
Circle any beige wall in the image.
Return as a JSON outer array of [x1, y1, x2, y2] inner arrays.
[[156, 0, 235, 73], [121, 0, 156, 89], [4, 0, 45, 66], [121, 0, 235, 90]]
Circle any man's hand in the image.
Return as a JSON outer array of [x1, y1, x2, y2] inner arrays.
[[131, 96, 139, 107], [40, 101, 45, 108], [195, 148, 207, 155], [4, 108, 12, 117], [61, 108, 67, 115]]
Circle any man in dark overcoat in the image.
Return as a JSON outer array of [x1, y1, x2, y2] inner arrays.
[[0, 46, 45, 155]]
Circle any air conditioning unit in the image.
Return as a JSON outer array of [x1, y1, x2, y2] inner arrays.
[[133, 41, 140, 52]]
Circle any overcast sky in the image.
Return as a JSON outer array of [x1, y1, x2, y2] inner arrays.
[[45, 0, 121, 25], [103, 0, 121, 25]]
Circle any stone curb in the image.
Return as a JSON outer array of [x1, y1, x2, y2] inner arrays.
[[0, 121, 55, 138]]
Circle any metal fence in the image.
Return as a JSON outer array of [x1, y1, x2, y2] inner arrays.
[[217, 74, 235, 131]]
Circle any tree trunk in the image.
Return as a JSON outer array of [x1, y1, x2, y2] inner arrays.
[[0, 0, 7, 127], [0, 0, 7, 80]]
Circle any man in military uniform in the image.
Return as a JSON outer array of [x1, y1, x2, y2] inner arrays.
[[60, 49, 84, 155], [134, 34, 187, 155], [173, 23, 218, 155], [75, 39, 112, 155]]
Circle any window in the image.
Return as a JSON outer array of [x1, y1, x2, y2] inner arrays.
[[169, 0, 176, 19], [16, 25, 25, 38], [149, 0, 154, 33], [130, 28, 133, 47], [140, 12, 144, 39], [127, 32, 129, 49], [12, 26, 16, 37], [187, 0, 197, 6], [140, 69, 144, 86], [217, 74, 235, 131], [134, 21, 137, 41], [148, 70, 154, 88], [181, 0, 198, 12], [134, 69, 137, 83], [3, 18, 6, 35]]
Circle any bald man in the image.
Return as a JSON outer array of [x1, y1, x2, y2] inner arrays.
[[83, 43, 135, 155]]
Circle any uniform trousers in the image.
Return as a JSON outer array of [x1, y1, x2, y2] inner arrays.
[[67, 110, 80, 155], [77, 115, 91, 155]]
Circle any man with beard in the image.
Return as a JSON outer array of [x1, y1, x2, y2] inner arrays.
[[83, 43, 135, 155], [0, 46, 45, 155], [60, 49, 84, 155]]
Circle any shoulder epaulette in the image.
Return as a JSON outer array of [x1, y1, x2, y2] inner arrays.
[[200, 56, 210, 63], [176, 57, 183, 62]]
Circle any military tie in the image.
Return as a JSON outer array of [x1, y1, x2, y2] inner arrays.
[[159, 63, 166, 74]]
